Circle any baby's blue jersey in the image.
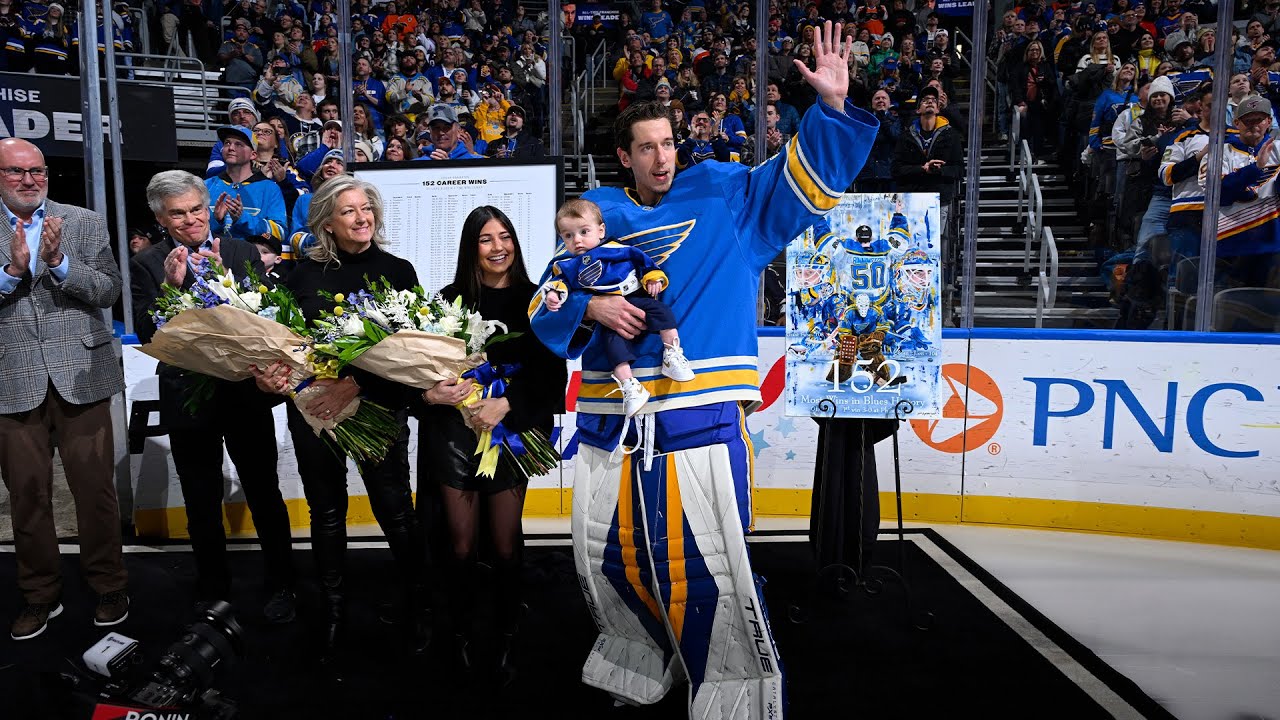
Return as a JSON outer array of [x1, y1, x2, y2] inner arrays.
[[543, 241, 668, 297], [531, 98, 879, 416]]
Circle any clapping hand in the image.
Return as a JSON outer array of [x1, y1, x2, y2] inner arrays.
[[198, 237, 223, 267], [6, 221, 30, 278], [162, 244, 188, 287], [1258, 138, 1275, 170], [39, 216, 63, 268], [793, 20, 851, 111]]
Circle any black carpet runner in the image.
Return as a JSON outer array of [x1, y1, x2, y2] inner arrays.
[[0, 533, 1175, 719]]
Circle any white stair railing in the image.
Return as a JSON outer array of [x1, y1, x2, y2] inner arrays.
[[1008, 108, 1061, 325]]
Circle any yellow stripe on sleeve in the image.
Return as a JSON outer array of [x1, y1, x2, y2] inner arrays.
[[784, 136, 841, 213]]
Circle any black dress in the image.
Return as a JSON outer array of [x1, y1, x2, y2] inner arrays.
[[417, 280, 568, 493]]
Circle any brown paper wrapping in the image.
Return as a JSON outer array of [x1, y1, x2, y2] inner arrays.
[[349, 330, 486, 389], [139, 304, 310, 380], [139, 305, 359, 436]]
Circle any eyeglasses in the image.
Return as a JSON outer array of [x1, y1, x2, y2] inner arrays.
[[1, 166, 47, 181]]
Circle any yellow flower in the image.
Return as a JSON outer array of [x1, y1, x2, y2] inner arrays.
[[334, 293, 345, 303], [334, 306, 345, 316], [221, 278, 233, 287], [258, 285, 269, 294], [418, 307, 430, 315]]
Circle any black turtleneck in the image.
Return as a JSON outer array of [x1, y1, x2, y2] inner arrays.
[[285, 243, 419, 324], [284, 243, 419, 408]]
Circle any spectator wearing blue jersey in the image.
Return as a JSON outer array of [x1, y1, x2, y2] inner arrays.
[[640, 0, 673, 42], [205, 126, 287, 248], [207, 98, 260, 179], [415, 104, 484, 160]]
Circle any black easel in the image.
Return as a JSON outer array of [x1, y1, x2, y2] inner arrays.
[[789, 398, 933, 630]]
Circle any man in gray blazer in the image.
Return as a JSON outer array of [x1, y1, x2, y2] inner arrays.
[[0, 138, 129, 640]]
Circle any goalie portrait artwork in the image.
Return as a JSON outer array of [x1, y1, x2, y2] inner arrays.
[[784, 192, 943, 420]]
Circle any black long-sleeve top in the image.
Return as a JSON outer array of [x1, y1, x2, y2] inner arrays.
[[283, 244, 418, 409], [417, 279, 567, 435]]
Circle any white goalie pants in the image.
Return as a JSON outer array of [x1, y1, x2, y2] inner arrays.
[[571, 433, 785, 720]]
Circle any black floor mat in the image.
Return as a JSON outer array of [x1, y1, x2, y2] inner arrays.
[[0, 537, 1167, 719]]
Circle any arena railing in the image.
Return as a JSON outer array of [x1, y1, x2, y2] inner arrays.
[[116, 51, 254, 142], [1008, 107, 1060, 327], [585, 39, 606, 116]]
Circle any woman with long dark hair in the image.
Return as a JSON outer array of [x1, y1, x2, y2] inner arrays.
[[417, 206, 566, 685]]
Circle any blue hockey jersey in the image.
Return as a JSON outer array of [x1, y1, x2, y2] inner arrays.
[[531, 98, 878, 416], [542, 241, 668, 298], [204, 172, 287, 246]]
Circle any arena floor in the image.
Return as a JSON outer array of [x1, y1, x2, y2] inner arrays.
[[2, 473, 1278, 719]]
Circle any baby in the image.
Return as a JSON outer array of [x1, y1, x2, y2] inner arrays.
[[542, 198, 694, 416]]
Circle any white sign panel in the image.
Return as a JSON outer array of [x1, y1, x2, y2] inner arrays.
[[964, 336, 1280, 517], [354, 160, 562, 294]]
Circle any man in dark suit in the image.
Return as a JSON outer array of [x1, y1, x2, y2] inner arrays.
[[132, 170, 297, 623], [0, 138, 129, 640]]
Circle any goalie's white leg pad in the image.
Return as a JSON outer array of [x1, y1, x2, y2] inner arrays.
[[571, 423, 785, 719]]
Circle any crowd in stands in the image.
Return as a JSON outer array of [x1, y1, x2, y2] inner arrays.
[[993, 0, 1280, 330]]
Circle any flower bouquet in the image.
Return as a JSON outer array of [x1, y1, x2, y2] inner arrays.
[[139, 262, 400, 463], [311, 278, 560, 478]]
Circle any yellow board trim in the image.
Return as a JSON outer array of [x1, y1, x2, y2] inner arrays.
[[578, 368, 760, 400], [666, 454, 687, 643], [135, 488, 1280, 551]]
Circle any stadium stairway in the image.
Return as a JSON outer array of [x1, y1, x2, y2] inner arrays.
[[958, 138, 1120, 328]]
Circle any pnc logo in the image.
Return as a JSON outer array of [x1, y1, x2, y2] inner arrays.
[[912, 363, 1003, 453]]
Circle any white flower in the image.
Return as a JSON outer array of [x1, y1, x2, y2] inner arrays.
[[439, 295, 466, 319], [362, 300, 391, 328], [232, 291, 263, 313], [437, 315, 463, 336], [341, 314, 366, 337], [176, 294, 198, 311], [396, 289, 418, 307], [207, 272, 239, 304], [465, 313, 506, 353]]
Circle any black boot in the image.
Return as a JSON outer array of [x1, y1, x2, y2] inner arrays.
[[454, 632, 473, 673], [319, 578, 345, 681], [311, 517, 347, 680], [383, 518, 431, 654], [493, 557, 524, 688], [407, 583, 432, 655], [447, 557, 478, 677]]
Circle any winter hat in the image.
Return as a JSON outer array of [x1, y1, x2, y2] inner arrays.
[[1148, 75, 1175, 100]]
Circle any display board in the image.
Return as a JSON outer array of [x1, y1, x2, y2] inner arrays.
[[784, 193, 943, 419], [353, 159, 563, 294]]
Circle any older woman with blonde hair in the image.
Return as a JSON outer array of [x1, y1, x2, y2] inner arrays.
[[251, 175, 427, 675]]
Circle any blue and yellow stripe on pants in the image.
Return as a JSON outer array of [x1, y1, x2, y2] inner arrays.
[[599, 404, 763, 697]]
